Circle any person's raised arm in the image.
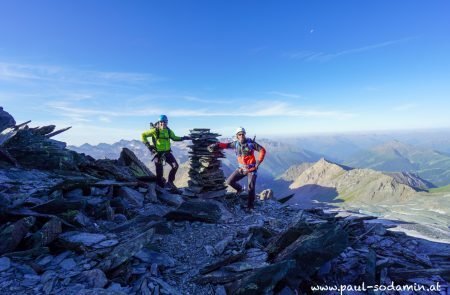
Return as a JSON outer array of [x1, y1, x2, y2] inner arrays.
[[168, 129, 183, 141], [208, 141, 234, 151]]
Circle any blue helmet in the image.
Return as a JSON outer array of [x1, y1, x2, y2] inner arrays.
[[159, 115, 168, 122]]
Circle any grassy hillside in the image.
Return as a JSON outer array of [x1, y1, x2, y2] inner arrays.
[[345, 140, 450, 186]]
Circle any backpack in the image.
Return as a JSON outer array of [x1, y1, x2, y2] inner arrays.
[[235, 138, 256, 156], [149, 122, 172, 148]]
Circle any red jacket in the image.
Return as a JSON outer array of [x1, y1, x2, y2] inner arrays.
[[218, 139, 266, 168]]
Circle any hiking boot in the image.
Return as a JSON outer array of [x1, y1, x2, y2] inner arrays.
[[236, 188, 248, 197], [155, 184, 165, 193], [235, 188, 244, 196], [165, 182, 181, 194]]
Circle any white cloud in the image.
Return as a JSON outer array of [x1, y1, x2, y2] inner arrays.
[[0, 61, 161, 86], [182, 96, 234, 104], [98, 116, 112, 123], [46, 102, 124, 117], [45, 100, 355, 121], [286, 37, 416, 62], [268, 91, 302, 99]]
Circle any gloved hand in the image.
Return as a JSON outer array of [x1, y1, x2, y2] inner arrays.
[[182, 136, 192, 140], [207, 143, 219, 152], [145, 142, 157, 154], [254, 161, 260, 170]]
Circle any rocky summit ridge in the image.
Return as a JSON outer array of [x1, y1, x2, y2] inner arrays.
[[288, 158, 418, 204], [1, 107, 449, 294]]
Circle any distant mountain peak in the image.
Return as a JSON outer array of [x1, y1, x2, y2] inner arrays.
[[288, 159, 418, 204], [374, 140, 415, 153], [314, 158, 352, 171]]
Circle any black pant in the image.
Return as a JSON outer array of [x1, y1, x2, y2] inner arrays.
[[226, 168, 257, 209], [154, 152, 178, 188]]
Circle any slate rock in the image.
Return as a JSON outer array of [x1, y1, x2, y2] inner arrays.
[[0, 107, 16, 133], [148, 277, 182, 295], [274, 223, 349, 281], [214, 235, 234, 255], [3, 126, 88, 170], [60, 258, 77, 270], [59, 231, 107, 248], [65, 188, 84, 199], [97, 228, 154, 272], [244, 249, 269, 265], [41, 270, 57, 283], [145, 182, 157, 202], [265, 219, 313, 258], [232, 259, 296, 294], [92, 239, 119, 249], [32, 198, 85, 214], [205, 245, 216, 256], [79, 269, 108, 288], [224, 261, 269, 273], [16, 263, 38, 275], [30, 217, 62, 247], [118, 186, 144, 208], [0, 216, 36, 254], [22, 274, 41, 287], [51, 250, 72, 266], [37, 255, 54, 267], [199, 252, 246, 275], [74, 212, 92, 227], [164, 199, 222, 223], [0, 257, 11, 272], [134, 249, 176, 268], [194, 269, 247, 285], [215, 285, 227, 295], [157, 191, 184, 207], [118, 147, 155, 178], [369, 223, 387, 236], [152, 221, 173, 235], [42, 277, 56, 294]]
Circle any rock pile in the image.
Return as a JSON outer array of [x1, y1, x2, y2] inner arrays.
[[184, 128, 227, 198]]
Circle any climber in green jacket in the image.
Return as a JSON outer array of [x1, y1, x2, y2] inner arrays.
[[141, 115, 191, 191]]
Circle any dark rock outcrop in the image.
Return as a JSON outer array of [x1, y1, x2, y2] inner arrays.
[[0, 107, 16, 133], [164, 199, 222, 223]]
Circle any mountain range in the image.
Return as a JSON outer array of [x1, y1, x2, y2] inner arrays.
[[70, 135, 450, 194], [344, 140, 450, 186], [281, 158, 450, 242]]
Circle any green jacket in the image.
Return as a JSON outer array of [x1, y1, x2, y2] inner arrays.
[[141, 127, 182, 152]]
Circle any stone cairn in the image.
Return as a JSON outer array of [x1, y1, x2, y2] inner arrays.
[[185, 128, 227, 198]]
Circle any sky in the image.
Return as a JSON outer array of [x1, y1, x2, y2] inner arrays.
[[0, 0, 449, 145]]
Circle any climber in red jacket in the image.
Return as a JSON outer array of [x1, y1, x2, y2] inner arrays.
[[209, 127, 266, 211]]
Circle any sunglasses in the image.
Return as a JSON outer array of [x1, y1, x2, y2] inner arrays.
[[160, 121, 168, 124], [237, 133, 245, 136]]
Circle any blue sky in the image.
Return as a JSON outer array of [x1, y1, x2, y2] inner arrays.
[[1, 0, 449, 145]]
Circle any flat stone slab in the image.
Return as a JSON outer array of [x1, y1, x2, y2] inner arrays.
[[59, 232, 107, 247]]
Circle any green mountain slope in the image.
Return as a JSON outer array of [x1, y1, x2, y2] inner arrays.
[[345, 140, 450, 186]]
